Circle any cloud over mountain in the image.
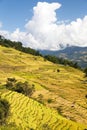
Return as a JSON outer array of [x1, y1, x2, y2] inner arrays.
[[0, 2, 87, 50]]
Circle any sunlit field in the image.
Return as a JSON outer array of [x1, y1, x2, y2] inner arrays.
[[0, 46, 87, 129]]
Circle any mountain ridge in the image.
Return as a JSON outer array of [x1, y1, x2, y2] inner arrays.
[[40, 46, 87, 68]]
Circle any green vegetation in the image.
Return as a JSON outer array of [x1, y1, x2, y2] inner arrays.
[[84, 67, 87, 77], [47, 98, 53, 104], [0, 35, 41, 56], [85, 95, 87, 98], [0, 43, 87, 129], [44, 55, 81, 69], [6, 78, 35, 97], [0, 98, 10, 125], [0, 35, 81, 69], [37, 94, 44, 104], [40, 46, 87, 68]]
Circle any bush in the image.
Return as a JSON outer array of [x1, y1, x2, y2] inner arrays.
[[47, 99, 52, 103], [6, 78, 35, 97], [6, 78, 17, 90], [57, 106, 62, 115], [57, 69, 60, 72], [15, 81, 35, 96], [37, 94, 44, 104], [0, 99, 10, 125], [85, 95, 87, 98]]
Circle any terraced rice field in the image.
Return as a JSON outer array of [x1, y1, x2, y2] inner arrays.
[[0, 46, 87, 129], [0, 90, 86, 130]]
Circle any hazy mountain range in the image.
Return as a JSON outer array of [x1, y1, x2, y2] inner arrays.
[[40, 46, 87, 68]]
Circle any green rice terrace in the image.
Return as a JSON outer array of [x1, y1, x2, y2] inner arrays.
[[0, 45, 87, 130]]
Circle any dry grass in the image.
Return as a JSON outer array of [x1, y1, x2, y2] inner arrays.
[[0, 45, 87, 129]]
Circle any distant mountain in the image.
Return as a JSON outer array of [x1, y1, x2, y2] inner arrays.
[[40, 46, 87, 68]]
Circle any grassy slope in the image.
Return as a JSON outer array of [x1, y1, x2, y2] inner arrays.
[[0, 90, 86, 130], [0, 45, 87, 129]]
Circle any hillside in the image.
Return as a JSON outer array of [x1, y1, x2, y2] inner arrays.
[[40, 46, 87, 68], [0, 45, 87, 129], [0, 91, 86, 130]]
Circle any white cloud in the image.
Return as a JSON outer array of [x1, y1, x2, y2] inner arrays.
[[25, 2, 61, 50], [0, 2, 87, 50], [0, 22, 2, 28]]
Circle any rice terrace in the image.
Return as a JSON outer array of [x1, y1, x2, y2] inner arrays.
[[0, 43, 87, 129], [0, 0, 87, 130]]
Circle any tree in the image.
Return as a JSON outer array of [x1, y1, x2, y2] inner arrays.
[[84, 67, 87, 77], [44, 55, 80, 69], [0, 35, 5, 41], [6, 78, 35, 97], [0, 35, 41, 56], [15, 81, 35, 96]]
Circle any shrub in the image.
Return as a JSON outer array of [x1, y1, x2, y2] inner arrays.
[[6, 78, 35, 97], [85, 95, 87, 98], [57, 106, 62, 115], [57, 69, 60, 72], [6, 77, 17, 90], [47, 99, 52, 103], [15, 81, 35, 97], [37, 94, 44, 104], [0, 99, 10, 125]]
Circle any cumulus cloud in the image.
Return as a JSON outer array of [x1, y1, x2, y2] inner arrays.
[[0, 2, 87, 50], [25, 2, 62, 50]]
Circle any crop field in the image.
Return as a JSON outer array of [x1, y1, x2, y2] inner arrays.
[[0, 45, 87, 129], [0, 90, 86, 130]]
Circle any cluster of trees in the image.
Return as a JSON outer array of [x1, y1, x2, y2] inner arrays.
[[84, 67, 87, 77], [6, 78, 35, 97], [44, 55, 80, 69], [0, 35, 81, 69], [0, 98, 10, 125], [0, 35, 41, 56]]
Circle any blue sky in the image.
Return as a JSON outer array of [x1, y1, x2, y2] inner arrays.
[[0, 0, 87, 31], [0, 0, 87, 50]]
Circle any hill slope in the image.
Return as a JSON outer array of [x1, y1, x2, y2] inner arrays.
[[0, 90, 86, 130], [0, 45, 87, 129]]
